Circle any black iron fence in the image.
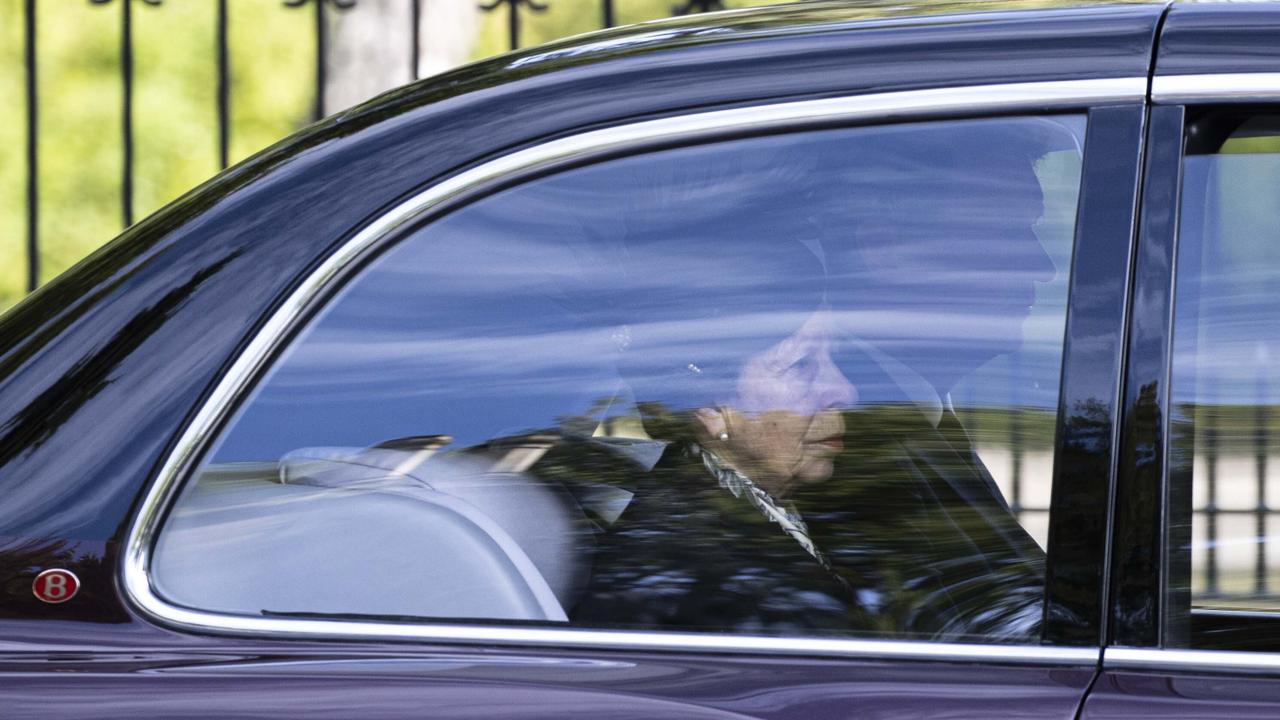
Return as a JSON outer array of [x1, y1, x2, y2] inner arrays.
[[12, 0, 743, 302], [18, 0, 425, 297]]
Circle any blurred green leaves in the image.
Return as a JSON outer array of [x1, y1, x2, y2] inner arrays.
[[1, 0, 1141, 312], [1, 0, 312, 310]]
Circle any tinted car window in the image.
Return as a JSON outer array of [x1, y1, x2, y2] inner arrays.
[[153, 115, 1086, 643], [1169, 114, 1280, 649]]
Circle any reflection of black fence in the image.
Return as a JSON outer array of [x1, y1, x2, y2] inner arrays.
[[16, 0, 726, 295], [962, 405, 1056, 547], [1185, 404, 1277, 604]]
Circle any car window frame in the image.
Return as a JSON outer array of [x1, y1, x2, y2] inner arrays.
[[124, 77, 1148, 665], [1107, 73, 1280, 674]]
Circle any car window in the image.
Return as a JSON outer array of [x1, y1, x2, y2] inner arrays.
[[1168, 113, 1280, 650], [152, 114, 1087, 643]]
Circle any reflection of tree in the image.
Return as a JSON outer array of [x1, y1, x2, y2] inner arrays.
[[521, 401, 1045, 641], [0, 537, 125, 621], [0, 252, 241, 458], [1175, 401, 1280, 455], [799, 405, 1045, 641], [0, 537, 76, 582], [1040, 396, 1111, 638], [1063, 397, 1110, 454], [1133, 381, 1162, 468]]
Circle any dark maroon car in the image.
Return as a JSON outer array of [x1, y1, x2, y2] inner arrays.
[[5, 2, 1280, 717]]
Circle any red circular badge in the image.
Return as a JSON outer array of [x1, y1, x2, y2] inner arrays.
[[33, 569, 80, 604]]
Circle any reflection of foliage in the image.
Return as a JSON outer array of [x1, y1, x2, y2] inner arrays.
[[1063, 397, 1110, 454], [0, 537, 124, 621], [1174, 402, 1280, 455], [534, 402, 1045, 641], [960, 405, 1056, 452], [802, 404, 1045, 641], [0, 537, 76, 583], [0, 252, 240, 459]]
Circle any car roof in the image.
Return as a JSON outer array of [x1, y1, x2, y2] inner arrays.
[[454, 0, 1164, 73], [1158, 1, 1280, 77], [346, 1, 1166, 128]]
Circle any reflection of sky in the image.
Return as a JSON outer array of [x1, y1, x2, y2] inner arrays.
[[1173, 154, 1280, 406], [214, 116, 1085, 462]]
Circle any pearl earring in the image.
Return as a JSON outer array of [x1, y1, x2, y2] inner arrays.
[[718, 431, 729, 441]]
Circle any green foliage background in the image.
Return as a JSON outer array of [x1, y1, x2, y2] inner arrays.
[[1, 0, 1126, 312], [0, 0, 313, 311], [467, 0, 1109, 59]]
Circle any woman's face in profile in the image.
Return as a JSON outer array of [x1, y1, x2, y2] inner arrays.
[[701, 311, 856, 495]]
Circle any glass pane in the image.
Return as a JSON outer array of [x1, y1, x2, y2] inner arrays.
[[1172, 116, 1280, 639], [154, 114, 1086, 643]]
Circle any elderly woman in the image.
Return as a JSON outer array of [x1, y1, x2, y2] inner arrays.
[[557, 176, 877, 633], [562, 123, 1055, 640]]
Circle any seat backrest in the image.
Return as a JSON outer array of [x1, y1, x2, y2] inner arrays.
[[278, 446, 591, 609], [152, 471, 568, 622]]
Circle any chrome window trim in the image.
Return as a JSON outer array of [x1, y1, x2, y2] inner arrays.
[[123, 76, 1141, 663], [1107, 647, 1280, 674], [1194, 607, 1280, 621], [1152, 73, 1280, 104]]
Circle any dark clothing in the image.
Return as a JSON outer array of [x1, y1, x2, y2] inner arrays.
[[795, 405, 1045, 642], [570, 444, 874, 635], [545, 404, 1045, 641]]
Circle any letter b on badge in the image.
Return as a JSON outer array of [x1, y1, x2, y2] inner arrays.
[[33, 569, 80, 604]]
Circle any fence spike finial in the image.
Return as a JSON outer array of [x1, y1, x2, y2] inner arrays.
[[284, 0, 357, 121], [284, 0, 358, 9], [478, 0, 547, 51], [671, 0, 723, 16]]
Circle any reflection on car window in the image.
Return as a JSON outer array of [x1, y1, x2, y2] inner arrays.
[[153, 115, 1086, 643], [1169, 114, 1280, 650]]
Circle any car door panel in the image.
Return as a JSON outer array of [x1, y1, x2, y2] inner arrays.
[[0, 646, 1095, 720], [1083, 670, 1280, 720]]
